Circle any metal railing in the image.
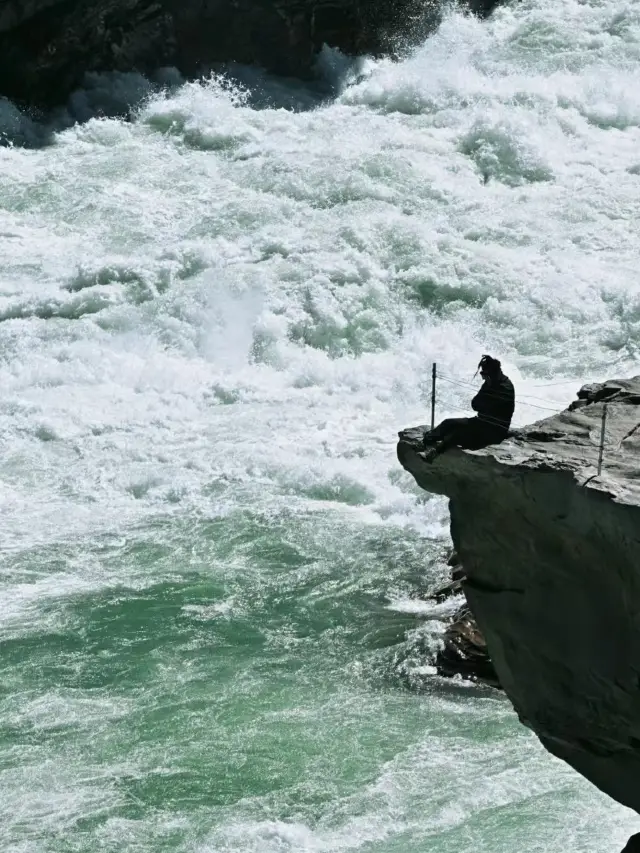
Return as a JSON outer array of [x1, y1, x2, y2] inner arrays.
[[427, 363, 614, 479]]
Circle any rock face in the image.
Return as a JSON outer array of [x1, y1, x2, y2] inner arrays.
[[397, 377, 640, 818], [0, 0, 500, 109]]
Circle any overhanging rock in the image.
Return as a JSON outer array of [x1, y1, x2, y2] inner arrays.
[[398, 377, 640, 817]]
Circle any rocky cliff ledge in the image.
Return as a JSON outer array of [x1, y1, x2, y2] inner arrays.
[[0, 0, 500, 109], [398, 377, 640, 822]]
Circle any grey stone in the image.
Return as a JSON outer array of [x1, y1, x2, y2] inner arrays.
[[397, 376, 640, 815]]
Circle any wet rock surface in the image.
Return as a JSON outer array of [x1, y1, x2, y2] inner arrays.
[[427, 556, 500, 688], [436, 602, 500, 688]]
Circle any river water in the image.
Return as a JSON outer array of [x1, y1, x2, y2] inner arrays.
[[2, 0, 640, 849]]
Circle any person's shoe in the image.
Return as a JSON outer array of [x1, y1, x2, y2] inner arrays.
[[419, 447, 439, 464]]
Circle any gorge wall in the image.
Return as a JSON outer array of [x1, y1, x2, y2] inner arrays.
[[398, 377, 640, 822], [0, 0, 500, 109]]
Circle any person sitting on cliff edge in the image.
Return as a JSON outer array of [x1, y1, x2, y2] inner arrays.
[[420, 355, 515, 463]]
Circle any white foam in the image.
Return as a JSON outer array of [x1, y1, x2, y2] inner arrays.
[[2, 0, 640, 845]]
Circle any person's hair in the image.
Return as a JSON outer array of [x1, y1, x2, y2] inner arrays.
[[478, 355, 501, 374]]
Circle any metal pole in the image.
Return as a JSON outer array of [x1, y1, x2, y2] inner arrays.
[[597, 403, 608, 477], [431, 363, 437, 431]]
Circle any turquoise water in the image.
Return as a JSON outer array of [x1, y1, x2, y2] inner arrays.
[[2, 0, 640, 848]]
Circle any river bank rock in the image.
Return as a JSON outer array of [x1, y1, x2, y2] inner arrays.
[[436, 602, 500, 687], [426, 553, 500, 687], [397, 377, 640, 818], [0, 0, 502, 110]]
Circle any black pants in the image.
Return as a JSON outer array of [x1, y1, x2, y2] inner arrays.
[[423, 417, 508, 451]]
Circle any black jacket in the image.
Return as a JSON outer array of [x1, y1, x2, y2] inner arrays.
[[471, 373, 515, 430]]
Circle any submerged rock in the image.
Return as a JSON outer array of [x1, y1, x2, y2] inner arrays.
[[398, 377, 640, 817], [427, 554, 500, 687], [0, 0, 502, 110], [430, 551, 465, 601], [437, 603, 500, 688]]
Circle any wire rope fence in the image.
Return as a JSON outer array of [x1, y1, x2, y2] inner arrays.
[[426, 364, 615, 478]]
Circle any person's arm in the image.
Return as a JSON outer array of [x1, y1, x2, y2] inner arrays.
[[471, 380, 490, 413]]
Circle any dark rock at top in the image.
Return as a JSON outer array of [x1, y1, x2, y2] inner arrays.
[[0, 0, 503, 110]]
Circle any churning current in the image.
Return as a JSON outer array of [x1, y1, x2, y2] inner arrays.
[[1, 0, 640, 849]]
